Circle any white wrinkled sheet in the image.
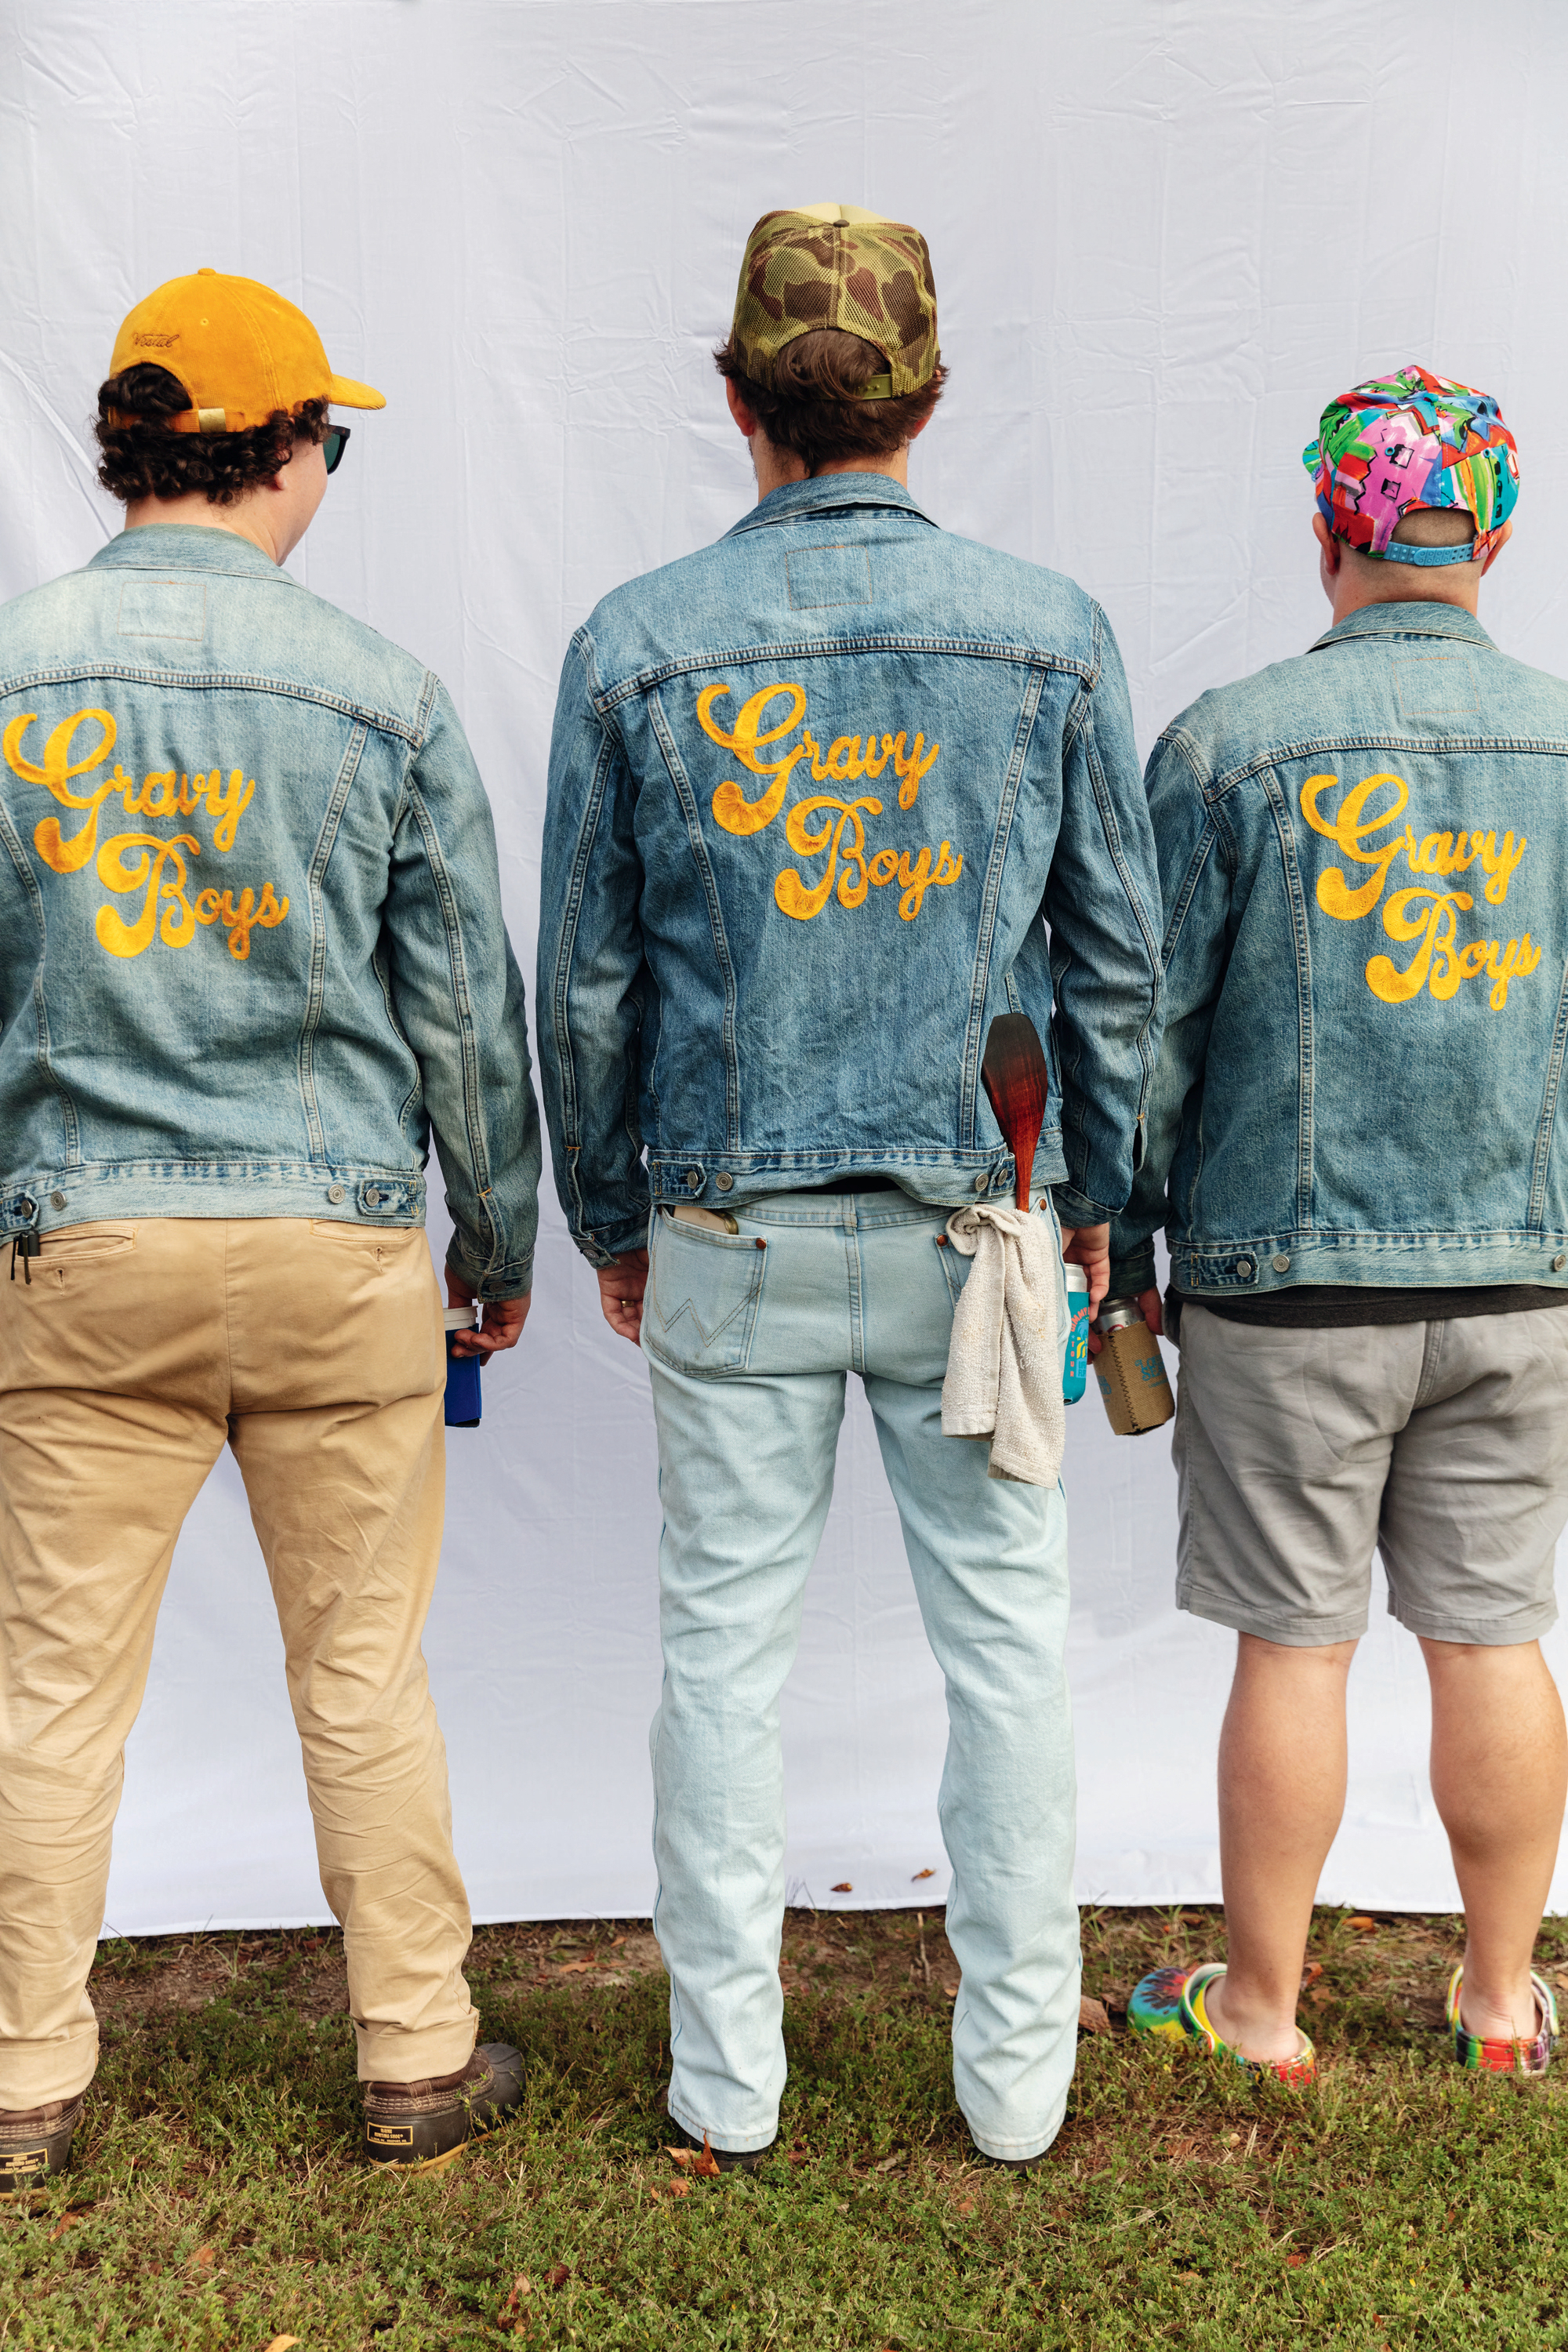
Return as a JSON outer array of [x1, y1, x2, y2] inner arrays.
[[2, 0, 1567, 1929]]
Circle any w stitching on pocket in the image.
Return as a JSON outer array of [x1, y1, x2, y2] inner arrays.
[[645, 1213, 767, 1375]]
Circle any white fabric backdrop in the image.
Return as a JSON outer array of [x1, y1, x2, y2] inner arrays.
[[3, 0, 1568, 1928]]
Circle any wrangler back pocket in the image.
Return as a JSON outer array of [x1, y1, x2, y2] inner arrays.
[[644, 1210, 768, 1377]]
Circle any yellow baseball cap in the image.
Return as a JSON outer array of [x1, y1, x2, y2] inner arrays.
[[109, 267, 385, 434]]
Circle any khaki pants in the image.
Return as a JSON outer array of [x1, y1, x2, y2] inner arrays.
[[0, 1217, 477, 2107]]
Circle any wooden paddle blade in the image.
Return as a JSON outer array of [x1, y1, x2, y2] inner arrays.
[[981, 1013, 1049, 1210]]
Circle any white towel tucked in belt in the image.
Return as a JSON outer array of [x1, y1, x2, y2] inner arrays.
[[939, 1202, 1064, 1487]]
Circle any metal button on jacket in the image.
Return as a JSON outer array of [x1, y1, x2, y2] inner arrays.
[[685, 1168, 702, 1192], [1555, 1254, 1566, 1272], [974, 1172, 989, 1192], [715, 1172, 734, 1192], [327, 1183, 346, 1204], [1272, 1252, 1290, 1272], [1236, 1257, 1254, 1279], [50, 1191, 67, 1210]]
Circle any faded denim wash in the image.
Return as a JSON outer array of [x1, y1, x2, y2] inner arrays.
[[538, 477, 1163, 1263], [1112, 603, 1568, 1301], [644, 1189, 1077, 2162], [0, 528, 538, 1294]]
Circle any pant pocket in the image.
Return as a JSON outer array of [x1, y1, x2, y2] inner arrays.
[[643, 1209, 768, 1377]]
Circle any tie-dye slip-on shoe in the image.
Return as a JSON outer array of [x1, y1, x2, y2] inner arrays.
[[1446, 1965, 1557, 2075], [1128, 1959, 1316, 2086]]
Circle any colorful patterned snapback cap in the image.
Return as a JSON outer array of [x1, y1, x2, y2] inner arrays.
[[1303, 364, 1519, 565], [730, 202, 938, 399]]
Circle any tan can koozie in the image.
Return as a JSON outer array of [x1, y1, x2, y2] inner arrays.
[[1093, 1300, 1174, 1435]]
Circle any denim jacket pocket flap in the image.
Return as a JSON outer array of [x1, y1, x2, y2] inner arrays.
[[644, 1209, 768, 1377]]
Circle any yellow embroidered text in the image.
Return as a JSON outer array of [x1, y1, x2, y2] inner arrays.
[[697, 680, 960, 924], [4, 706, 288, 962], [1300, 771, 1535, 1010]]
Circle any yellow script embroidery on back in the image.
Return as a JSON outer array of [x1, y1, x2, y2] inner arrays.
[[4, 706, 289, 964], [697, 681, 960, 924], [1300, 771, 1536, 1010]]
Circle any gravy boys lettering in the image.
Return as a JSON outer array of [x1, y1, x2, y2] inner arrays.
[[697, 681, 963, 924], [1301, 769, 1537, 1011], [4, 707, 289, 963]]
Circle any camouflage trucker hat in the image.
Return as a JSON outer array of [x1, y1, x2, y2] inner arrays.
[[730, 201, 938, 399]]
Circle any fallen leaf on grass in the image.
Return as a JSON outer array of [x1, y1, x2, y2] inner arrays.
[[557, 1959, 597, 1975], [692, 2133, 721, 2178], [667, 2146, 696, 2172], [1347, 1915, 1377, 1933], [954, 2196, 975, 2218], [1301, 1963, 1323, 1990], [831, 1882, 852, 1893], [911, 1867, 935, 1882], [664, 2178, 691, 2198], [263, 2339, 301, 2352], [873, 2152, 903, 2171], [191, 2245, 216, 2269], [1286, 2254, 1306, 2268], [1308, 1987, 1333, 2009], [943, 1984, 959, 2000], [1078, 1996, 1111, 2034], [544, 2265, 571, 2290], [786, 2146, 811, 2166], [48, 2210, 85, 2243]]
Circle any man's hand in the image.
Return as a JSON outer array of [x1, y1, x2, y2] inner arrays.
[[1059, 1221, 1111, 1321], [597, 1247, 649, 1346], [445, 1269, 531, 1356]]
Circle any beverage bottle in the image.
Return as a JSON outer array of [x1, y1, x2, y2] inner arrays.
[[1092, 1295, 1174, 1435], [443, 1306, 483, 1428], [1062, 1265, 1090, 1403]]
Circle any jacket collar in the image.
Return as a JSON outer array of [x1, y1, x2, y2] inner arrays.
[[723, 473, 937, 539], [87, 525, 290, 583], [1308, 601, 1495, 655]]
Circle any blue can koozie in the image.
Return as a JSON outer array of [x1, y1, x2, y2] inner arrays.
[[443, 1308, 483, 1428], [1062, 1266, 1090, 1404]]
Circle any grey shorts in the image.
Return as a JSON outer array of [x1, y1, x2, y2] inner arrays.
[[1172, 1302, 1568, 1647]]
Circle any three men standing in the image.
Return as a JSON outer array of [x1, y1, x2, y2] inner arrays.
[[538, 205, 1163, 2165]]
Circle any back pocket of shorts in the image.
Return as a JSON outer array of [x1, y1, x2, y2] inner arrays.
[[644, 1210, 768, 1377]]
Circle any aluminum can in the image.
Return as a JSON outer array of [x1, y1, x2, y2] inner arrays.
[[1062, 1265, 1090, 1403]]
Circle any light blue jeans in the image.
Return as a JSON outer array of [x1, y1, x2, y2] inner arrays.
[[641, 1188, 1077, 2162]]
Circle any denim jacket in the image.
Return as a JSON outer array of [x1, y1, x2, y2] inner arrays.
[[536, 476, 1163, 1265], [1111, 601, 1568, 1301], [0, 527, 539, 1296]]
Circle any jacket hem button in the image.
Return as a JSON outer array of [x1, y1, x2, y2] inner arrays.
[[1272, 1253, 1290, 1272], [50, 1192, 67, 1210], [1236, 1257, 1254, 1279], [327, 1184, 346, 1204], [715, 1172, 733, 1192], [1555, 1254, 1566, 1272]]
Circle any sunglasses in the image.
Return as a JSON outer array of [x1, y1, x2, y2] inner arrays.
[[322, 425, 351, 477]]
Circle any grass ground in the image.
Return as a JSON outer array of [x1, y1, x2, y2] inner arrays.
[[5, 1905, 1568, 2349]]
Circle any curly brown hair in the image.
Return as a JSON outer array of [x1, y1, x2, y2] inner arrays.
[[94, 365, 329, 506], [713, 327, 946, 476]]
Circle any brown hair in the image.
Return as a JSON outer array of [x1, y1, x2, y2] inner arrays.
[[713, 327, 946, 475], [94, 364, 328, 506]]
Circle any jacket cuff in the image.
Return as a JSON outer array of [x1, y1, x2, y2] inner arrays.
[[1051, 1183, 1116, 1229], [1108, 1248, 1158, 1298], [575, 1216, 652, 1269], [445, 1245, 533, 1302]]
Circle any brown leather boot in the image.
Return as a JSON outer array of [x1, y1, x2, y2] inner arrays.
[[361, 2043, 524, 2169], [0, 2093, 84, 2194]]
